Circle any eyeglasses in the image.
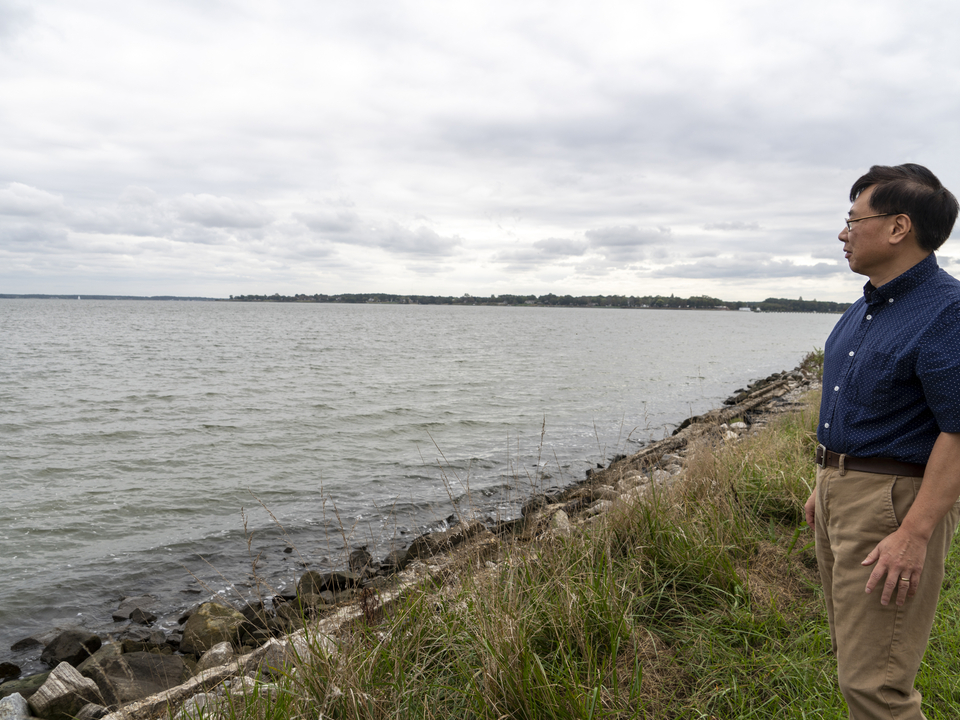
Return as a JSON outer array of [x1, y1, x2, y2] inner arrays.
[[845, 213, 890, 232]]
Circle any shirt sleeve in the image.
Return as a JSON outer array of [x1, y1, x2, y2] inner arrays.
[[918, 301, 960, 433]]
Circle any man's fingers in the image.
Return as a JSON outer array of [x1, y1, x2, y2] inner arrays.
[[879, 572, 901, 605], [803, 491, 816, 530], [895, 575, 912, 606]]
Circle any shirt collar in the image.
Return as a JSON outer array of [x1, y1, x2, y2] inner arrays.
[[863, 253, 939, 306]]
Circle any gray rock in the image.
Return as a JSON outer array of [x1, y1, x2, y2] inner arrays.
[[39, 629, 102, 668], [75, 643, 123, 677], [75, 703, 108, 720], [29, 662, 102, 720], [407, 520, 485, 559], [129, 607, 157, 625], [348, 548, 373, 574], [80, 652, 190, 706], [297, 571, 358, 596], [549, 509, 572, 535], [178, 604, 200, 626], [521, 495, 547, 517], [239, 601, 270, 629], [10, 628, 65, 653], [111, 595, 157, 623], [174, 692, 220, 720], [195, 641, 235, 675], [180, 602, 246, 656], [249, 639, 295, 680], [0, 693, 30, 720], [379, 549, 409, 573], [118, 625, 166, 648]]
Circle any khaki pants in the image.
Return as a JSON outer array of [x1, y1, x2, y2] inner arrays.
[[815, 466, 960, 719]]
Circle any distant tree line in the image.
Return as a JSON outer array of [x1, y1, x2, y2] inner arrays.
[[228, 293, 850, 313]]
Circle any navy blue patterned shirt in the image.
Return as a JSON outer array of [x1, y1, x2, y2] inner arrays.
[[818, 253, 960, 464]]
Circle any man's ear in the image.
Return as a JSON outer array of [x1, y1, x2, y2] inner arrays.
[[888, 213, 914, 247]]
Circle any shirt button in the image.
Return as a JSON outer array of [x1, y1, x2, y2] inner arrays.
[[834, 386, 839, 391], [889, 298, 894, 303], [824, 423, 830, 428], [866, 314, 872, 320], [849, 351, 855, 356]]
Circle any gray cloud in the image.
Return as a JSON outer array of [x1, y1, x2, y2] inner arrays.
[[0, 183, 64, 217], [296, 210, 362, 235], [533, 237, 589, 257], [647, 257, 845, 280], [173, 194, 273, 229], [585, 226, 672, 262], [703, 221, 762, 231], [491, 236, 589, 269]]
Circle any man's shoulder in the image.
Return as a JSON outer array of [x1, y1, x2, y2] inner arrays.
[[924, 266, 960, 309]]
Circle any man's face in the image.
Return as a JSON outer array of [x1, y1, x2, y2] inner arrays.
[[840, 185, 895, 281]]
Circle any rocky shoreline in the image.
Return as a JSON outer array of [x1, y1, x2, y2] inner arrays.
[[0, 361, 819, 720]]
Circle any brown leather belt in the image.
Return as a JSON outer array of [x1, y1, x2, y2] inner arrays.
[[816, 444, 926, 478]]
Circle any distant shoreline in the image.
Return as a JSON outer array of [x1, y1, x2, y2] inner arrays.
[[1, 294, 850, 313]]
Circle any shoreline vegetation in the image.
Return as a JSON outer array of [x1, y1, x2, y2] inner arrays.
[[5, 353, 958, 718], [1, 293, 850, 313]]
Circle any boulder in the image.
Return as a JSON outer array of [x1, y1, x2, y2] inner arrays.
[[10, 628, 65, 653], [173, 692, 220, 720], [128, 608, 157, 625], [379, 549, 409, 573], [407, 520, 486, 559], [80, 652, 190, 706], [521, 495, 547, 517], [0, 663, 19, 681], [117, 627, 167, 652], [0, 673, 49, 701], [39, 629, 102, 668], [0, 693, 30, 720], [75, 644, 123, 677], [239, 601, 270, 629], [275, 593, 328, 625], [349, 548, 373, 571], [180, 602, 246, 656], [75, 703, 109, 720], [297, 571, 358, 596], [194, 641, 235, 675], [549, 509, 572, 535], [111, 595, 157, 623], [28, 662, 102, 720]]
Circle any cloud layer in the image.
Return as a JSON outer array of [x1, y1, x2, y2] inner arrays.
[[2, 0, 959, 301]]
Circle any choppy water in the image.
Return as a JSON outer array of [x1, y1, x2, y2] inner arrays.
[[0, 300, 838, 671]]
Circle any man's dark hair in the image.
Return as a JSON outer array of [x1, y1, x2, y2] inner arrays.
[[851, 163, 959, 252]]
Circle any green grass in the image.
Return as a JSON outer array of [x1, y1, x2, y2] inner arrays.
[[173, 386, 960, 720]]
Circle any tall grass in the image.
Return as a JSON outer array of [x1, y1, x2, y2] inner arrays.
[[177, 388, 960, 719]]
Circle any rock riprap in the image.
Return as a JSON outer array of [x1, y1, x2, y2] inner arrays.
[[179, 603, 247, 656]]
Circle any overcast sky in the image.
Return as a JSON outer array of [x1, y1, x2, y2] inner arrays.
[[2, 0, 959, 301]]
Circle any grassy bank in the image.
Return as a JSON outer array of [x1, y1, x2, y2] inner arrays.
[[188, 388, 960, 720]]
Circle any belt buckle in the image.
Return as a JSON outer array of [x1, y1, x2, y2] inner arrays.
[[816, 444, 828, 469]]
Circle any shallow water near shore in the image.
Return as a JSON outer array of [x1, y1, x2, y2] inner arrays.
[[0, 300, 837, 672]]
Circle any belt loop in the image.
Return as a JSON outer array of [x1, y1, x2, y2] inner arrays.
[[839, 453, 846, 476]]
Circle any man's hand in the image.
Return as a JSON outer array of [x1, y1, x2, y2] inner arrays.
[[862, 529, 927, 606], [862, 432, 960, 606], [804, 489, 816, 531]]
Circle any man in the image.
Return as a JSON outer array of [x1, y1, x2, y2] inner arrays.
[[804, 163, 960, 719]]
